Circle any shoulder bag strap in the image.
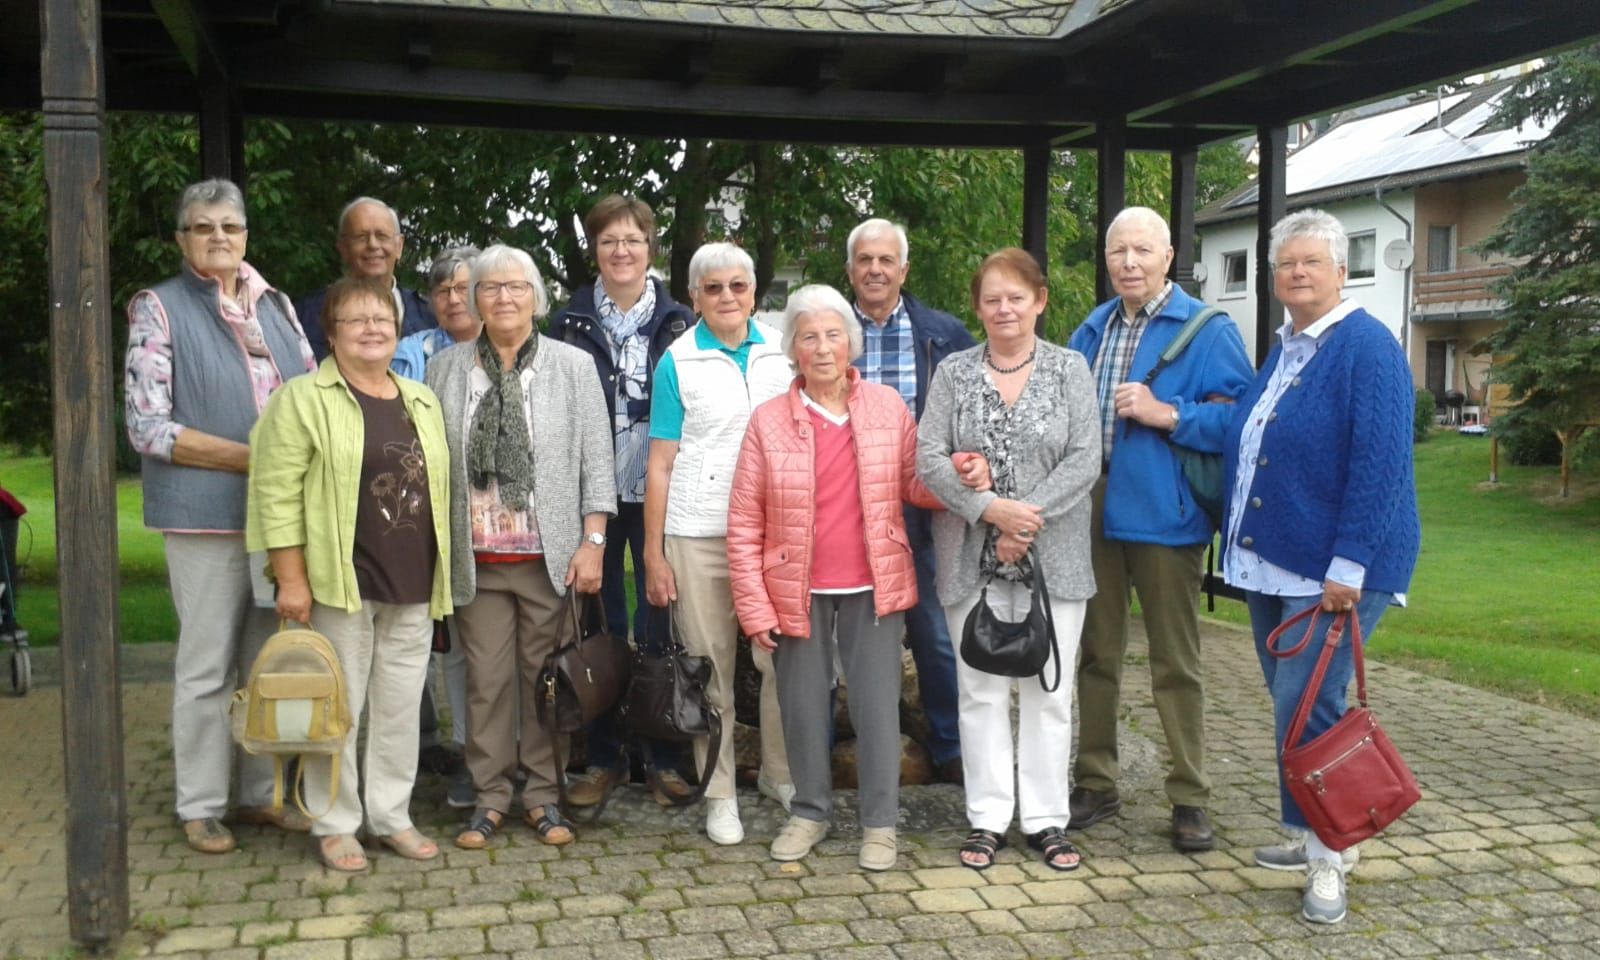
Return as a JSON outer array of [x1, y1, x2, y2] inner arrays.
[[646, 603, 721, 807], [1280, 609, 1349, 754], [1030, 551, 1062, 693], [1141, 305, 1222, 387]]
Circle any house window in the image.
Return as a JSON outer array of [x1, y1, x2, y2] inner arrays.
[[1222, 251, 1248, 295], [1347, 231, 1376, 281], [1427, 224, 1456, 273]]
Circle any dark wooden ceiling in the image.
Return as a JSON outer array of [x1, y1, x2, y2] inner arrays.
[[6, 0, 1600, 150]]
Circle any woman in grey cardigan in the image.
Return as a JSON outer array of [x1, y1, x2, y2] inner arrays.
[[426, 244, 616, 851], [917, 248, 1100, 873]]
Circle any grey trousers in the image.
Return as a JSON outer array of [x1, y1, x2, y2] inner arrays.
[[164, 532, 278, 821], [774, 591, 904, 829]]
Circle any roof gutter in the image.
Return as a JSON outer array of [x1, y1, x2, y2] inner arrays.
[[1375, 178, 1414, 360]]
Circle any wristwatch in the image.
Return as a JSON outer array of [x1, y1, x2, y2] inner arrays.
[[584, 531, 607, 548], [1169, 406, 1181, 430]]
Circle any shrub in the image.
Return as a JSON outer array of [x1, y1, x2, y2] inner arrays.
[[1413, 389, 1436, 443], [1493, 409, 1563, 466]]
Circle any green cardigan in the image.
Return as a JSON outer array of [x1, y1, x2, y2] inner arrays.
[[246, 358, 452, 619]]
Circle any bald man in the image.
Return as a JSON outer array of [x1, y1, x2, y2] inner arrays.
[[296, 196, 436, 360]]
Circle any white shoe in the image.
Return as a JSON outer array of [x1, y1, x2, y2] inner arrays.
[[858, 827, 897, 871], [770, 816, 829, 861], [757, 773, 795, 812], [705, 797, 744, 845], [1254, 829, 1359, 874], [1302, 858, 1348, 924]]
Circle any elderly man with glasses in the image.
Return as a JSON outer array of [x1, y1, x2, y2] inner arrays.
[[296, 196, 437, 360]]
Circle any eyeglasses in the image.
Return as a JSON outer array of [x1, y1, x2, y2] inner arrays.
[[336, 315, 395, 330], [1272, 258, 1333, 273], [477, 280, 534, 298], [700, 279, 751, 297], [342, 231, 399, 247], [434, 282, 470, 300], [183, 222, 247, 236], [597, 237, 648, 252]]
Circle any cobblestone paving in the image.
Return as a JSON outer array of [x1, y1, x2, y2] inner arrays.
[[2, 621, 1598, 959]]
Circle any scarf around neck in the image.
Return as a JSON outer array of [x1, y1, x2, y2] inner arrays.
[[468, 329, 539, 508]]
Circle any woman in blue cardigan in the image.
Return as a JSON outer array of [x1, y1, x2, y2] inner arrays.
[[1220, 209, 1420, 926]]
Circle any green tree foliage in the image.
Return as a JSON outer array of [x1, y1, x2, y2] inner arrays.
[[1481, 45, 1600, 496], [0, 111, 1252, 452]]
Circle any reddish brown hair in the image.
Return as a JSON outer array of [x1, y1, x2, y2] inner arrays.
[[969, 247, 1047, 311]]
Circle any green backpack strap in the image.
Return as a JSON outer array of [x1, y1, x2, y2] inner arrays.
[[1141, 305, 1223, 387]]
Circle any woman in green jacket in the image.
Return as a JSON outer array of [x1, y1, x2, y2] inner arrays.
[[247, 275, 452, 872]]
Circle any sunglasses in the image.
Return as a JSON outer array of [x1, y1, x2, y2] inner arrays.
[[701, 279, 751, 297]]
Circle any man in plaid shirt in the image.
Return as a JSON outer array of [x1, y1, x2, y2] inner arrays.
[[1066, 207, 1254, 853], [846, 218, 975, 784]]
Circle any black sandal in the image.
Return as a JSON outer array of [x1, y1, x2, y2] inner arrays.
[[959, 828, 1006, 871], [526, 805, 575, 846], [1026, 826, 1081, 872], [454, 808, 501, 850]]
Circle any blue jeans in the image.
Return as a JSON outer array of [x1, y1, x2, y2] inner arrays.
[[1245, 589, 1393, 830], [585, 501, 679, 771], [904, 505, 962, 765]]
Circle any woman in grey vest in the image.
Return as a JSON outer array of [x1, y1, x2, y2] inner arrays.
[[124, 178, 317, 855]]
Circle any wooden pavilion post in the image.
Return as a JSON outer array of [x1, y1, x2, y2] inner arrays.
[[1021, 140, 1050, 272], [1169, 147, 1198, 293], [40, 0, 130, 948], [1095, 115, 1127, 303], [1254, 124, 1288, 365]]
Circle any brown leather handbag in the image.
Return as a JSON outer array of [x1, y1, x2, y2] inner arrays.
[[536, 591, 630, 734], [1269, 604, 1421, 852]]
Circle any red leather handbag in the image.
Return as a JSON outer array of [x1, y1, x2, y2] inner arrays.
[[1268, 604, 1421, 852]]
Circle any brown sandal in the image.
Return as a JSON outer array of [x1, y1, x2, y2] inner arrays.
[[526, 805, 575, 846], [454, 808, 502, 850]]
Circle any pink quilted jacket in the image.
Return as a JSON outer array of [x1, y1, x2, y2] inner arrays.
[[727, 370, 943, 639]]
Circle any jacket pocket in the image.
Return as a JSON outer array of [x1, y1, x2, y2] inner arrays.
[[762, 546, 790, 569]]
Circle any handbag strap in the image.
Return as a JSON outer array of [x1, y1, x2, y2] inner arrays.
[[1277, 605, 1366, 754], [1030, 552, 1062, 694]]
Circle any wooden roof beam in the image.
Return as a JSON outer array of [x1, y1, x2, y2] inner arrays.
[[149, 0, 225, 78]]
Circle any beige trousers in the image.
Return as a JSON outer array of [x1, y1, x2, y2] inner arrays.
[[665, 535, 789, 799], [304, 599, 433, 837]]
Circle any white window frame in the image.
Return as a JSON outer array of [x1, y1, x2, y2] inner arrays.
[[1347, 230, 1377, 283], [1222, 250, 1248, 296]]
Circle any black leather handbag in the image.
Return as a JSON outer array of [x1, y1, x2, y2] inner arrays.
[[622, 606, 722, 806], [959, 553, 1061, 692], [536, 591, 631, 735]]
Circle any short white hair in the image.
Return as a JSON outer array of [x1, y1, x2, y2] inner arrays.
[[780, 284, 863, 363], [1269, 208, 1349, 268], [846, 218, 909, 265], [338, 196, 401, 235], [468, 244, 550, 320], [1104, 206, 1172, 248], [687, 242, 755, 291], [175, 179, 245, 232]]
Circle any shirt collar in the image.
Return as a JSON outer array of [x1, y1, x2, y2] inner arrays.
[[694, 317, 762, 351], [1278, 298, 1359, 345], [1116, 281, 1173, 324], [854, 297, 906, 331]]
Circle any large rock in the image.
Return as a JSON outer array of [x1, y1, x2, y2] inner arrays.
[[831, 734, 932, 788]]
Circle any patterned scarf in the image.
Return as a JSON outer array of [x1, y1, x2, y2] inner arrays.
[[467, 329, 539, 508]]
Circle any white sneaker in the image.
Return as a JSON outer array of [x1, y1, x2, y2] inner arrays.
[[757, 773, 795, 812], [705, 797, 744, 845], [1254, 829, 1359, 874], [1302, 858, 1348, 924], [770, 816, 829, 861]]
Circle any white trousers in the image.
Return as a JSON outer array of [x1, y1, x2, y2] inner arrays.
[[945, 580, 1085, 835], [165, 533, 278, 821], [305, 599, 433, 836]]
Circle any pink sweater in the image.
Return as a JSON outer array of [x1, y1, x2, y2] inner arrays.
[[727, 371, 942, 639]]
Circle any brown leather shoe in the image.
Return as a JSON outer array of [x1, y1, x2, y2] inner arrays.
[[1171, 805, 1215, 852], [651, 768, 694, 806], [566, 762, 627, 807], [183, 817, 236, 854], [1067, 787, 1120, 830]]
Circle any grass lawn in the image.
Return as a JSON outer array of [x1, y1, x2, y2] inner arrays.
[[4, 431, 1599, 715]]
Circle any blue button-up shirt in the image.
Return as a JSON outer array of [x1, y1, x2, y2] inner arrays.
[[853, 298, 917, 411]]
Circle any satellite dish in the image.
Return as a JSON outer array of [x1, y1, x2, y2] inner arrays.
[[1191, 262, 1209, 284], [1383, 239, 1415, 271]]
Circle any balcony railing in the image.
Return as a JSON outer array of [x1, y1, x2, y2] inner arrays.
[[1412, 264, 1512, 319]]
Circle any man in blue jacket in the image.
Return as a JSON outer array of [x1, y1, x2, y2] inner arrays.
[[295, 196, 436, 360], [1066, 207, 1254, 851], [846, 217, 975, 784]]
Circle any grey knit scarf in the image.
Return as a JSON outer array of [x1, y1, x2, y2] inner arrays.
[[467, 329, 538, 508]]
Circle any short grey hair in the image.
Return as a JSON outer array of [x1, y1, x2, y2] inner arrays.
[[846, 218, 909, 265], [174, 179, 245, 232], [687, 242, 755, 292], [468, 244, 550, 320], [1105, 206, 1171, 248], [1269, 208, 1349, 268], [428, 245, 481, 290], [780, 284, 863, 363], [338, 196, 402, 235]]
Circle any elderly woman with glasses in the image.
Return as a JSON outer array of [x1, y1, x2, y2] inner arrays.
[[643, 241, 794, 846], [1222, 209, 1419, 925], [425, 244, 615, 851], [124, 178, 318, 856], [550, 196, 697, 808], [248, 274, 453, 871], [727, 284, 990, 870]]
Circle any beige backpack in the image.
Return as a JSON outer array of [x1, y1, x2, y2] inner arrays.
[[230, 623, 351, 818]]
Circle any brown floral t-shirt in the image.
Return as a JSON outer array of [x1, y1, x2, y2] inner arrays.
[[350, 386, 436, 605]]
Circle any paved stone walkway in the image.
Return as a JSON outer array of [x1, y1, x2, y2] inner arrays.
[[3, 620, 1598, 960]]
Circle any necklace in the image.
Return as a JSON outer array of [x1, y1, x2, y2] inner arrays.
[[984, 343, 1035, 374]]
